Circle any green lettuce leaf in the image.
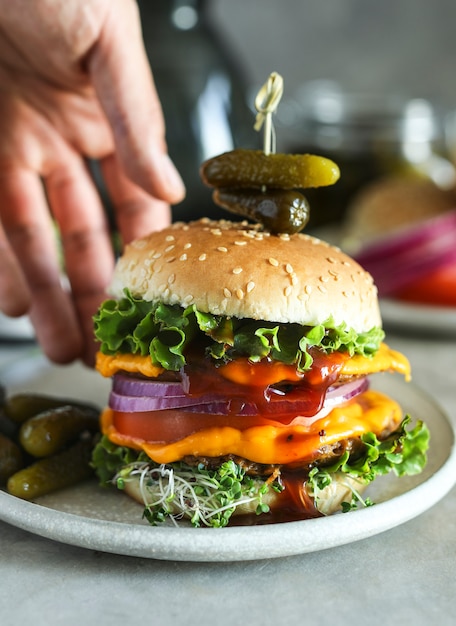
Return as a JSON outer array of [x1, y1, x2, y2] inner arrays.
[[92, 414, 430, 526], [308, 415, 430, 511], [93, 289, 385, 371]]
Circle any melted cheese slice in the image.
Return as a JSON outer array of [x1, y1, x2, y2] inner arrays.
[[96, 352, 164, 378], [101, 390, 402, 466], [96, 342, 410, 381]]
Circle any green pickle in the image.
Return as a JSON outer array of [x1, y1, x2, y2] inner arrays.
[[200, 149, 340, 190], [4, 393, 99, 424], [7, 436, 94, 500], [0, 432, 24, 483], [19, 404, 100, 458], [213, 188, 310, 234]]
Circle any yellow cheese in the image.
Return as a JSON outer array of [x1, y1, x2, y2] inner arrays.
[[101, 390, 402, 466], [96, 351, 164, 378], [341, 343, 411, 381], [95, 342, 410, 380]]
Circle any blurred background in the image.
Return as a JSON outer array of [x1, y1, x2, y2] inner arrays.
[[138, 0, 456, 225], [6, 0, 456, 339], [134, 0, 456, 314]]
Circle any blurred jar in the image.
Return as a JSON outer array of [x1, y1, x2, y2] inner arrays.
[[138, 0, 256, 221], [281, 81, 455, 228]]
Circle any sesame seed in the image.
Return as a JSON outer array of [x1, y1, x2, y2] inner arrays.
[[232, 267, 243, 274], [318, 285, 328, 294], [328, 269, 339, 278], [319, 275, 329, 283], [234, 240, 247, 246], [210, 228, 222, 236], [198, 254, 207, 261], [168, 274, 176, 284], [179, 254, 187, 261], [166, 257, 176, 263], [291, 274, 298, 286], [165, 235, 175, 242], [279, 233, 290, 241], [305, 285, 312, 295], [269, 257, 279, 267], [246, 281, 255, 293], [165, 244, 175, 252], [327, 257, 337, 264], [223, 288, 232, 298], [285, 263, 294, 274], [183, 243, 192, 250], [217, 246, 228, 253], [235, 288, 244, 300], [183, 294, 193, 305], [284, 286, 292, 297], [152, 252, 162, 259]]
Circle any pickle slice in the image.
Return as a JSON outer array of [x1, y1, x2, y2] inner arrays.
[[213, 188, 310, 234], [200, 149, 340, 190]]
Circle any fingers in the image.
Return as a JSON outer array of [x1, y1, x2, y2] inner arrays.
[[0, 223, 31, 317], [88, 0, 185, 205], [45, 155, 116, 365], [100, 154, 171, 244], [0, 167, 83, 363]]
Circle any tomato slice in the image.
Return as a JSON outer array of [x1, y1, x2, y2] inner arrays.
[[111, 408, 325, 444], [394, 264, 456, 307]]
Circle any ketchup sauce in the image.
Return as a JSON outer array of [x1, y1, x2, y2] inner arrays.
[[181, 347, 349, 419]]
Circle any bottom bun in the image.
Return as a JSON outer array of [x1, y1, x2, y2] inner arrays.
[[123, 466, 368, 525]]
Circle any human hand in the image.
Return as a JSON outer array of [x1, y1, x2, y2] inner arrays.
[[0, 0, 185, 365]]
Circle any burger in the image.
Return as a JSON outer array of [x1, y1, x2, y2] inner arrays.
[[91, 218, 429, 527]]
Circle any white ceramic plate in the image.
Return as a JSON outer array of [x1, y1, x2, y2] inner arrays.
[[0, 356, 455, 562], [380, 298, 456, 336]]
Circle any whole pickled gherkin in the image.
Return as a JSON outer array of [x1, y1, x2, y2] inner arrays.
[[213, 188, 310, 234], [200, 149, 340, 190], [0, 432, 24, 483], [7, 436, 94, 500], [4, 393, 100, 424], [19, 404, 100, 458]]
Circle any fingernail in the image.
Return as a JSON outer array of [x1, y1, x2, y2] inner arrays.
[[161, 154, 186, 201]]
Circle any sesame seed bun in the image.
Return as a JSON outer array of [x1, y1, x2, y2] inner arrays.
[[110, 219, 381, 332]]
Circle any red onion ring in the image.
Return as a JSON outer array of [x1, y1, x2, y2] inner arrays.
[[113, 375, 186, 398], [355, 210, 456, 295], [108, 376, 369, 419]]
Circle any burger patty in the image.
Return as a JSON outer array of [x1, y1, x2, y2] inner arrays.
[[181, 436, 367, 477]]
